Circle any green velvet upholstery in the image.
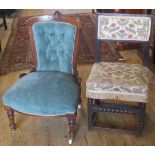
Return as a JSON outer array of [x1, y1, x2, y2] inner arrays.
[[32, 22, 76, 74], [2, 72, 80, 116]]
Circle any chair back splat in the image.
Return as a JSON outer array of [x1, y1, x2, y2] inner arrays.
[[87, 13, 152, 135]]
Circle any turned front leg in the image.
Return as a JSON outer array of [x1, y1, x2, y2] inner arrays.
[[138, 102, 146, 135], [88, 98, 94, 129], [67, 114, 77, 144], [7, 108, 16, 131], [74, 70, 82, 109]]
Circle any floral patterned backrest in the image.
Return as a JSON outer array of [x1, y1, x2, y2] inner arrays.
[[97, 13, 151, 41]]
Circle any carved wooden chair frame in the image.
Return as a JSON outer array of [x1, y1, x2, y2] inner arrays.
[[4, 11, 82, 144]]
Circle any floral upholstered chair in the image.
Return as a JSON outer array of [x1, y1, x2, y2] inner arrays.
[[86, 13, 151, 135], [2, 11, 81, 144]]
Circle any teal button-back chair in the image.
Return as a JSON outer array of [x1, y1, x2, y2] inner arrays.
[[2, 11, 82, 144]]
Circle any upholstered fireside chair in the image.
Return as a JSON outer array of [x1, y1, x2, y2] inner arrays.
[[86, 13, 151, 135], [2, 11, 81, 144]]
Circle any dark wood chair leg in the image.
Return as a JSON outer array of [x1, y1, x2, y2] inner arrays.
[[138, 102, 146, 135], [88, 98, 94, 129], [7, 108, 16, 131], [75, 71, 82, 109], [78, 85, 82, 109], [2, 11, 7, 30], [66, 114, 77, 144]]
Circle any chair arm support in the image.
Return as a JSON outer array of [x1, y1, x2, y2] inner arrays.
[[74, 69, 82, 85], [19, 67, 36, 79], [19, 73, 28, 79]]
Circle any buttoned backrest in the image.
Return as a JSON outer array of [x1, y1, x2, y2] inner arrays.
[[32, 21, 76, 74], [26, 12, 81, 75]]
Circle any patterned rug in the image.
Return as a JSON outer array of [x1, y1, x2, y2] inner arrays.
[[0, 14, 123, 75]]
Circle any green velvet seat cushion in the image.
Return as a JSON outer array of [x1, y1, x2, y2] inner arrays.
[[2, 72, 80, 116]]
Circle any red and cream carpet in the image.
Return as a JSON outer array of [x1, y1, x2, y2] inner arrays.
[[0, 14, 123, 75]]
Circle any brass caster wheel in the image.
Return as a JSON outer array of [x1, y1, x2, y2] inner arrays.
[[78, 104, 81, 109], [10, 125, 16, 132], [11, 130, 15, 133], [11, 129, 16, 132], [69, 139, 73, 145]]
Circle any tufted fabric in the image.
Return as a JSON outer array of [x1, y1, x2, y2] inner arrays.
[[2, 72, 80, 116], [98, 15, 151, 41], [32, 22, 76, 74], [86, 62, 149, 102]]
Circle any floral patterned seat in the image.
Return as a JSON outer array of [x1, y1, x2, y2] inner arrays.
[[86, 62, 149, 103]]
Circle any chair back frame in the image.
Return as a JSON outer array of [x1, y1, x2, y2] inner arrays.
[[95, 13, 152, 66], [26, 11, 81, 76]]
